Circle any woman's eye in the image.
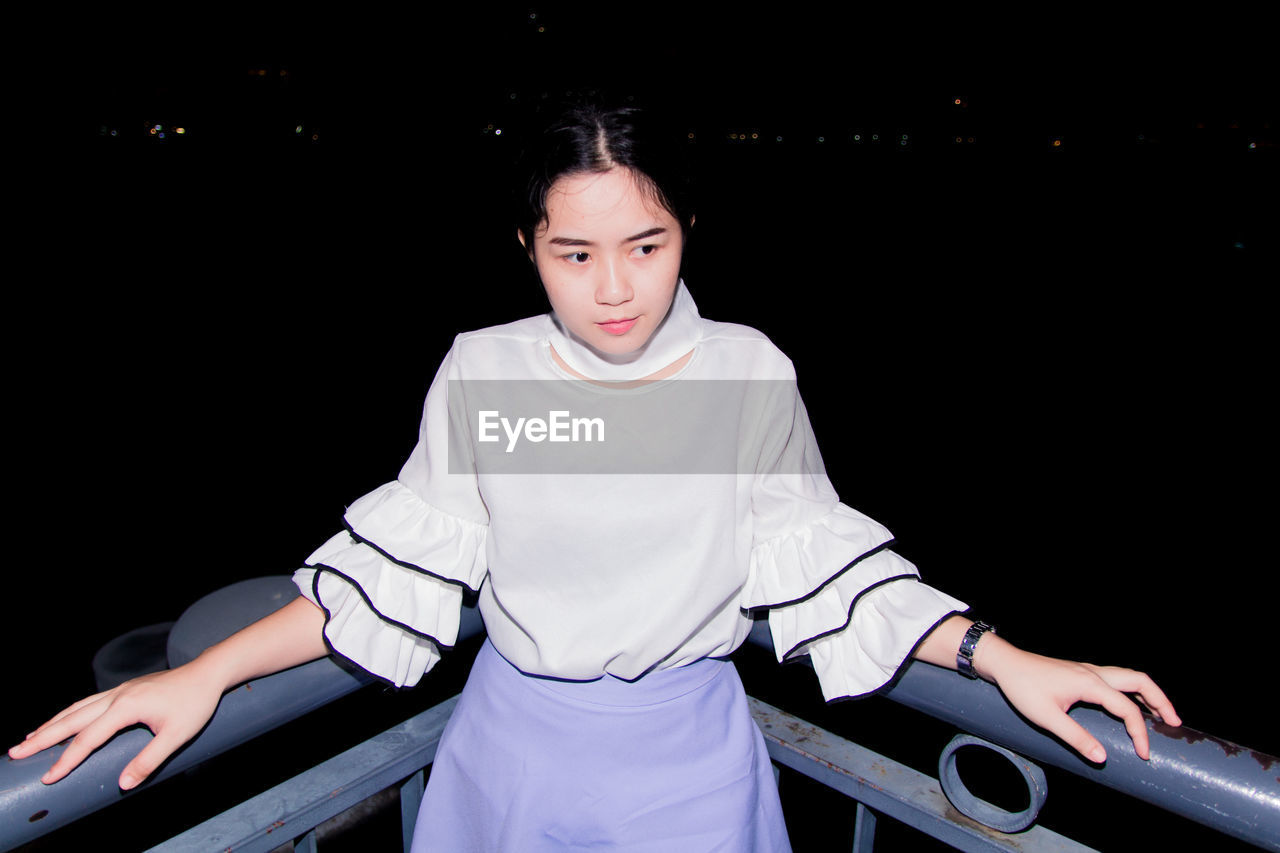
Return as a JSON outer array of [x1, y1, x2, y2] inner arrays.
[[565, 252, 591, 265], [633, 244, 657, 258]]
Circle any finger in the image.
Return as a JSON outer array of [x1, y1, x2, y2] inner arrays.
[[9, 698, 109, 760], [41, 704, 140, 784], [1091, 668, 1182, 728], [1089, 686, 1150, 760], [1038, 708, 1108, 764], [1132, 679, 1180, 727], [118, 728, 188, 790], [36, 690, 113, 731], [11, 693, 110, 753]]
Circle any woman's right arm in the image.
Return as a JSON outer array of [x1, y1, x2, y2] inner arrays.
[[8, 596, 329, 790]]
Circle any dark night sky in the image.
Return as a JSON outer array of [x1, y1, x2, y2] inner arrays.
[[7, 10, 1276, 850]]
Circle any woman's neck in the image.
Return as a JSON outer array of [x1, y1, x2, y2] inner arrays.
[[546, 280, 702, 383], [549, 346, 694, 386]]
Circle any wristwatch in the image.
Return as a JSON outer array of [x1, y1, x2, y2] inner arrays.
[[957, 621, 996, 679]]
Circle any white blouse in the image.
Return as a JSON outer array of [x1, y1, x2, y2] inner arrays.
[[292, 283, 966, 700]]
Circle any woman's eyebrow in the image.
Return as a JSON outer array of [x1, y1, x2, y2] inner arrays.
[[625, 227, 667, 243], [546, 227, 668, 248]]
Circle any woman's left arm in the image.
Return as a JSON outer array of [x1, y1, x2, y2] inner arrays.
[[914, 615, 1182, 762]]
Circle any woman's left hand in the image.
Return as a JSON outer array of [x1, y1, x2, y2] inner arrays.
[[977, 636, 1181, 763]]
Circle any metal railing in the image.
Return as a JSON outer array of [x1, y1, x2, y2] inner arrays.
[[149, 692, 1096, 853], [3, 578, 1277, 851]]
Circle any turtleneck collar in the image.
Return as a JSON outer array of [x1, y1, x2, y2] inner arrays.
[[546, 280, 702, 382]]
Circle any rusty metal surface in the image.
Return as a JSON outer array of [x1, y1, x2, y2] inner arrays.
[[883, 659, 1280, 851], [749, 696, 1096, 852]]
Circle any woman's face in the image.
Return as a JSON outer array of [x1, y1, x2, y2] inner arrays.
[[523, 167, 684, 355]]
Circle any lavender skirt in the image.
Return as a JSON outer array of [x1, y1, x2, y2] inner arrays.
[[410, 640, 791, 852]]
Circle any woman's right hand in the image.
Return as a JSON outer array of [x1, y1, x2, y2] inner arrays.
[[9, 597, 329, 791], [8, 661, 224, 790]]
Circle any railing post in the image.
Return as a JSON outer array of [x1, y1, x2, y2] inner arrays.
[[400, 770, 425, 851], [294, 829, 318, 853], [852, 802, 876, 853]]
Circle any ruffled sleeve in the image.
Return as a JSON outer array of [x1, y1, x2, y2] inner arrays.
[[293, 344, 491, 688], [749, 493, 967, 700], [743, 379, 967, 701]]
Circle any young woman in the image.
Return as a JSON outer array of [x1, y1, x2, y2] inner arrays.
[[11, 103, 1179, 852]]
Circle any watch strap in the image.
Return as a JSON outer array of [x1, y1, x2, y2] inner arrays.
[[957, 620, 996, 679]]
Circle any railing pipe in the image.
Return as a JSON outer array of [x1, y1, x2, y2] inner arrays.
[[0, 655, 372, 851], [3, 587, 1276, 851], [148, 697, 457, 852], [864, 636, 1280, 851], [743, 620, 1280, 850]]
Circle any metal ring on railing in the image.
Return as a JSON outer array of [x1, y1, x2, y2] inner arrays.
[[938, 734, 1049, 833]]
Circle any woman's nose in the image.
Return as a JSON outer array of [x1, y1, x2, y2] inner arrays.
[[595, 260, 633, 305]]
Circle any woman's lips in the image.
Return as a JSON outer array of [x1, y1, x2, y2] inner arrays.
[[597, 317, 638, 335]]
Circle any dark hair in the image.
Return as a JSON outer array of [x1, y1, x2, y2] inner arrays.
[[514, 102, 695, 249]]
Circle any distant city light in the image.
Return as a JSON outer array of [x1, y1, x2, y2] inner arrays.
[[296, 125, 304, 134], [174, 127, 185, 135]]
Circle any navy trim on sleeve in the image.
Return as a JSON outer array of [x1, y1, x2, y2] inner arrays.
[[309, 561, 457, 652], [821, 607, 971, 703], [744, 539, 896, 613], [334, 518, 483, 595], [776, 573, 920, 661], [310, 570, 406, 689]]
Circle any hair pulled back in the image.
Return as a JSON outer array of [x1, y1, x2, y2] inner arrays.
[[515, 102, 695, 248]]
